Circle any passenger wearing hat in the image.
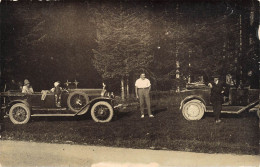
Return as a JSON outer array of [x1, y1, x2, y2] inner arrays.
[[22, 79, 34, 94], [51, 81, 62, 107], [208, 75, 225, 124]]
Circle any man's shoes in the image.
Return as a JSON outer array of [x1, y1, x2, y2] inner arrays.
[[215, 119, 221, 124], [149, 115, 154, 118], [141, 115, 144, 118]]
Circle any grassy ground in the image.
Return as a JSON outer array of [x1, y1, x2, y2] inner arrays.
[[1, 96, 259, 155]]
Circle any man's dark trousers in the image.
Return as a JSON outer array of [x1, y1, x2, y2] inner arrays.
[[210, 82, 224, 121], [138, 88, 151, 116], [212, 101, 222, 120]]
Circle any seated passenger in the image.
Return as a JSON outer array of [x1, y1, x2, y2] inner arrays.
[[8, 79, 19, 91], [18, 81, 23, 91], [22, 79, 34, 94], [51, 81, 62, 107]]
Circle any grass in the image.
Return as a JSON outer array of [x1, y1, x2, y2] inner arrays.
[[1, 95, 259, 155]]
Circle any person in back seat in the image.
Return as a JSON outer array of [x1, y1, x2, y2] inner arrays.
[[22, 79, 34, 94], [18, 81, 23, 91], [8, 79, 19, 91]]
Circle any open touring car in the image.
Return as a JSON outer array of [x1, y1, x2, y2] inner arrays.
[[0, 83, 123, 124], [180, 83, 259, 120]]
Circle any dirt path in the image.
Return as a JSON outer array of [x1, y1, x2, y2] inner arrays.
[[0, 140, 259, 167]]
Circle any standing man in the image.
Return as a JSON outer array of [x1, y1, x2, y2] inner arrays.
[[209, 75, 225, 124], [135, 73, 154, 118]]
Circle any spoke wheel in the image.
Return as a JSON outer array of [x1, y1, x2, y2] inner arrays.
[[182, 99, 205, 120], [9, 103, 30, 124], [67, 91, 89, 113], [91, 101, 113, 123]]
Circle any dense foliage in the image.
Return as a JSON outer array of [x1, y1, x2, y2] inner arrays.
[[92, 4, 154, 79]]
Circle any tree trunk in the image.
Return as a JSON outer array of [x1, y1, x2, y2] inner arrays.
[[188, 49, 191, 84], [121, 77, 125, 100], [175, 3, 180, 93], [238, 13, 243, 87], [176, 53, 180, 93], [126, 76, 129, 99]]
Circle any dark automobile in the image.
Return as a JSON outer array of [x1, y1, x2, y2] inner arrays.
[[179, 83, 259, 120], [0, 84, 122, 124]]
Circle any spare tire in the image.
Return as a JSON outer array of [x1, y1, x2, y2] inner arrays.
[[67, 91, 89, 113]]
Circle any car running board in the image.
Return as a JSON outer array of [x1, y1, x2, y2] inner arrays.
[[235, 100, 259, 114], [206, 100, 259, 114], [32, 108, 67, 111], [206, 109, 244, 114], [31, 114, 75, 117]]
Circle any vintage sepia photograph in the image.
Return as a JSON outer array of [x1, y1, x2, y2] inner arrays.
[[0, 0, 259, 166]]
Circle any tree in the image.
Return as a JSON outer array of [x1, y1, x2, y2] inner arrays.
[[92, 3, 154, 99], [151, 1, 243, 90]]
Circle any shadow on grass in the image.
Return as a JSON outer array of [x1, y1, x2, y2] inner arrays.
[[205, 112, 257, 119], [114, 111, 134, 120], [30, 114, 92, 123], [153, 107, 168, 115]]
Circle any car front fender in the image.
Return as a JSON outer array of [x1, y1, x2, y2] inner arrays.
[[89, 97, 113, 104], [75, 97, 113, 116], [179, 95, 206, 111]]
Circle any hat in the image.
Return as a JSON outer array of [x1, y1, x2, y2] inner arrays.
[[54, 81, 60, 87], [24, 79, 30, 85]]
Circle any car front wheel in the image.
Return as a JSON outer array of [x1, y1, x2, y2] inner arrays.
[[182, 99, 205, 120], [9, 103, 31, 124], [91, 101, 114, 123]]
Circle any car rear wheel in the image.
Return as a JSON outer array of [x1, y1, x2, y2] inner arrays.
[[9, 103, 30, 124], [182, 99, 205, 120], [91, 101, 114, 123], [67, 91, 89, 113]]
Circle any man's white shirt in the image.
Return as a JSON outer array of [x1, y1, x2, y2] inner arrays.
[[135, 78, 151, 88]]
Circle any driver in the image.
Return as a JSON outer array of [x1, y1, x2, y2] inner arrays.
[[51, 81, 62, 107]]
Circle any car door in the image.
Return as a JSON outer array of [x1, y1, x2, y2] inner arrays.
[[40, 92, 56, 108], [28, 93, 43, 108], [28, 92, 56, 108], [229, 88, 249, 106]]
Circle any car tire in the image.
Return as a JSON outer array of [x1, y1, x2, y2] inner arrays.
[[91, 101, 114, 123], [182, 99, 205, 120], [9, 103, 31, 124], [67, 91, 89, 113]]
